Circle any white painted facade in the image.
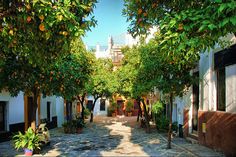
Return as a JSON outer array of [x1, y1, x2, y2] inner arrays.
[[0, 91, 65, 132], [56, 97, 64, 127], [40, 96, 57, 122], [87, 95, 109, 116], [174, 34, 236, 134], [0, 91, 24, 131], [225, 64, 236, 113]]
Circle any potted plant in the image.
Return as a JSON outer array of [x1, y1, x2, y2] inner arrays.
[[126, 100, 133, 116], [62, 122, 69, 133], [110, 101, 117, 117], [76, 118, 85, 134], [84, 108, 90, 119], [13, 127, 40, 156]]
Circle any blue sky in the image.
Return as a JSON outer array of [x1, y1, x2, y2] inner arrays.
[[82, 0, 129, 46]]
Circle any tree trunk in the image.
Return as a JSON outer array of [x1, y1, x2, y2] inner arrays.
[[90, 97, 98, 123], [141, 99, 150, 133], [78, 93, 86, 120], [167, 93, 173, 149], [81, 105, 85, 120], [137, 99, 142, 122], [31, 88, 39, 132]]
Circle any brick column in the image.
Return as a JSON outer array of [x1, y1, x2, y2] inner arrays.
[[183, 109, 189, 138]]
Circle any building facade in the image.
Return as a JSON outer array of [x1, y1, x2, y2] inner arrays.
[[0, 91, 64, 142], [175, 35, 236, 156]]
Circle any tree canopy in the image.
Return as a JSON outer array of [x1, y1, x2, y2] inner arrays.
[[0, 0, 97, 67], [123, 0, 236, 56]]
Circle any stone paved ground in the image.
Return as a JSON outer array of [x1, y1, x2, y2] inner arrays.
[[0, 116, 224, 157]]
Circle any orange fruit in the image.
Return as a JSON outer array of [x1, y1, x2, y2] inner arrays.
[[26, 4, 31, 10], [27, 16, 31, 23], [39, 15, 44, 21], [178, 23, 184, 30], [138, 8, 142, 15], [143, 12, 147, 17], [39, 23, 45, 31], [57, 15, 63, 21], [81, 23, 86, 28], [62, 31, 68, 36], [152, 3, 157, 8], [9, 30, 14, 35]]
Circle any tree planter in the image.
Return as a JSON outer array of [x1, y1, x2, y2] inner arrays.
[[77, 128, 83, 134], [112, 112, 116, 117], [24, 148, 33, 156], [128, 112, 132, 117]]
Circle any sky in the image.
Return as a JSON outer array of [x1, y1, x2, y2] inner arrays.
[[82, 0, 129, 47]]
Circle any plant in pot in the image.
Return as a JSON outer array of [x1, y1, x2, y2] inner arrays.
[[110, 101, 117, 117], [76, 118, 85, 134], [13, 127, 40, 156], [126, 100, 133, 117], [62, 122, 70, 133], [84, 108, 90, 119]]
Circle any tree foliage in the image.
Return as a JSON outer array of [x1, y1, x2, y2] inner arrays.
[[87, 57, 118, 122], [123, 0, 236, 55], [0, 0, 97, 66]]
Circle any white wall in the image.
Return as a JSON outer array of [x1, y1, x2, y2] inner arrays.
[[87, 95, 109, 116], [0, 91, 24, 131], [226, 64, 236, 113], [40, 96, 57, 121], [199, 51, 217, 111], [56, 97, 64, 127], [174, 90, 191, 126]]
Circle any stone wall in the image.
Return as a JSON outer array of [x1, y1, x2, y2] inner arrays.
[[198, 110, 236, 156]]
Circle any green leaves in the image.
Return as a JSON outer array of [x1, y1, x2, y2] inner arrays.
[[0, 0, 97, 67]]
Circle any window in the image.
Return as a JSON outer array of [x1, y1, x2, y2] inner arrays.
[[47, 102, 51, 121], [87, 100, 93, 111], [100, 99, 105, 111], [217, 68, 225, 111]]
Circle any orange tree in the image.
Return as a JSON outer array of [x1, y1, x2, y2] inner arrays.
[[0, 0, 97, 130], [87, 58, 118, 122], [116, 45, 153, 133], [0, 0, 97, 67], [138, 34, 199, 149], [0, 39, 93, 131], [123, 0, 236, 55]]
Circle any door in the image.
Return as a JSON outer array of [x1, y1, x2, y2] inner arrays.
[[66, 102, 72, 121], [192, 72, 199, 132], [47, 102, 51, 122], [0, 102, 6, 132], [117, 100, 124, 115], [100, 99, 106, 111], [27, 97, 34, 129]]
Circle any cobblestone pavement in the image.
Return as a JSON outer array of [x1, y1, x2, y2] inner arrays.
[[0, 116, 224, 157]]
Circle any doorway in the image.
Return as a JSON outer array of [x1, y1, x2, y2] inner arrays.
[[47, 102, 51, 122], [66, 101, 72, 121], [192, 72, 199, 133], [117, 100, 124, 115], [0, 101, 6, 132], [26, 97, 34, 129]]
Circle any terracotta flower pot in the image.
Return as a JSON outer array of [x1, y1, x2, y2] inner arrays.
[[112, 112, 116, 117], [24, 148, 33, 156], [77, 128, 83, 134], [128, 112, 132, 117]]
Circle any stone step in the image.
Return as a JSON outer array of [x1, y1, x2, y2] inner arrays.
[[186, 137, 199, 144]]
